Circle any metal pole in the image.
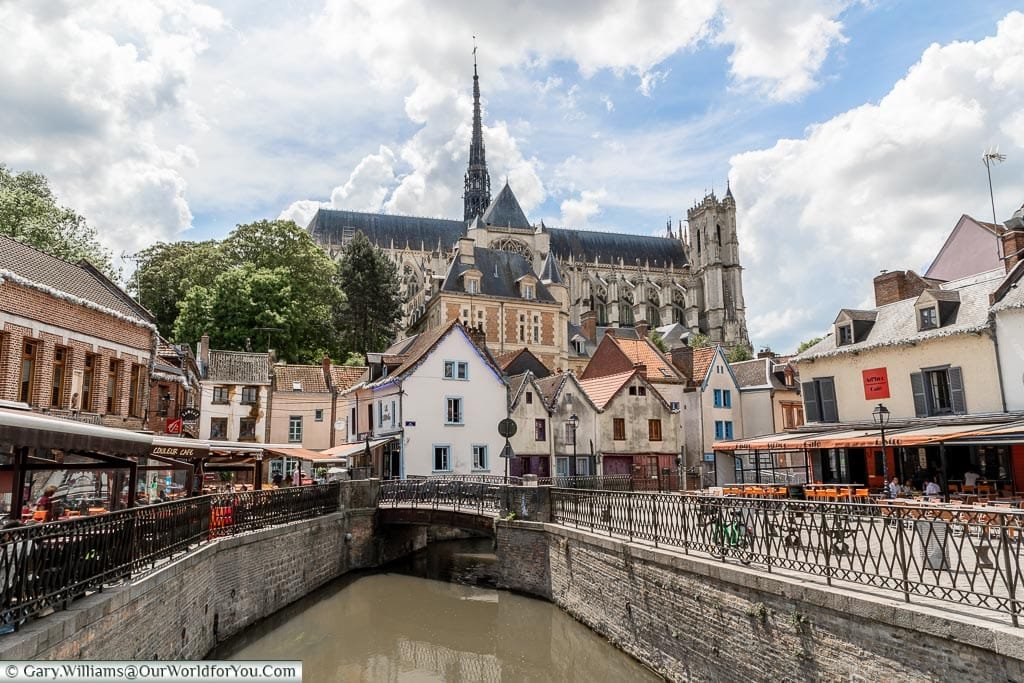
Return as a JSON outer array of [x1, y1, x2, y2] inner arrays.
[[881, 424, 889, 497]]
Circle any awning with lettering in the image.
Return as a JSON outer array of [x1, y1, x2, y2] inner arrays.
[[713, 431, 814, 452], [150, 437, 210, 460]]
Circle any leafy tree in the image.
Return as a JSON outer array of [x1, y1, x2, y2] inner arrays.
[[0, 164, 115, 277], [133, 240, 226, 337], [171, 220, 345, 363], [342, 352, 366, 366], [727, 345, 753, 363], [688, 332, 712, 348], [649, 331, 668, 353], [797, 336, 823, 354], [335, 231, 402, 358]]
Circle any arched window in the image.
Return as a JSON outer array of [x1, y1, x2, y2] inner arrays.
[[648, 307, 661, 327], [595, 300, 608, 325], [619, 303, 635, 326], [491, 238, 533, 261], [716, 224, 722, 246]]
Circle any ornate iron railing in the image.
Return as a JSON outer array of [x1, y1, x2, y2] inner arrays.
[[536, 474, 683, 491], [407, 474, 524, 486], [378, 479, 502, 516], [0, 483, 339, 632], [550, 490, 1024, 626]]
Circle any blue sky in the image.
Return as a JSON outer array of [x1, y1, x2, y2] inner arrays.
[[2, 1, 1023, 352]]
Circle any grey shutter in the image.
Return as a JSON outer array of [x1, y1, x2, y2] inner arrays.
[[802, 381, 820, 423], [948, 366, 966, 414], [818, 378, 838, 423], [910, 372, 928, 417]]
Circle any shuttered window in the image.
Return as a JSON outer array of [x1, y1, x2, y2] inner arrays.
[[910, 366, 965, 417], [801, 377, 838, 423]]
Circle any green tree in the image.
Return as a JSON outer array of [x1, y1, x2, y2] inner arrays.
[[0, 164, 115, 277], [171, 220, 345, 363], [335, 231, 402, 358], [727, 345, 753, 362], [133, 240, 226, 337], [796, 336, 823, 354], [649, 331, 668, 353], [688, 332, 712, 348]]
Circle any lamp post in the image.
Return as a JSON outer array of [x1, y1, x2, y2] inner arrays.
[[567, 413, 579, 477], [872, 403, 891, 497]]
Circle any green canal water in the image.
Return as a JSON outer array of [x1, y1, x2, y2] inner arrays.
[[214, 539, 661, 682]]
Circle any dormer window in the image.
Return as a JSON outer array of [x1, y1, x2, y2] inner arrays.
[[919, 307, 937, 330], [837, 324, 854, 346], [523, 284, 535, 300], [572, 339, 585, 355], [466, 278, 479, 294]]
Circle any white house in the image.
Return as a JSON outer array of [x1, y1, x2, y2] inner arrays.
[[196, 336, 272, 443], [340, 321, 508, 478]]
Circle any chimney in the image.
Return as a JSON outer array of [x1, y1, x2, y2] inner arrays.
[[604, 328, 615, 338], [756, 347, 774, 359], [635, 320, 650, 339], [198, 334, 210, 366], [873, 270, 929, 307], [580, 310, 597, 342], [458, 237, 475, 266], [633, 362, 647, 378], [671, 346, 693, 380], [1002, 229, 1024, 273], [322, 354, 332, 384], [465, 322, 486, 348]]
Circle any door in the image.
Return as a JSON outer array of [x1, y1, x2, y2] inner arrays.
[[602, 455, 632, 476], [555, 457, 570, 477]]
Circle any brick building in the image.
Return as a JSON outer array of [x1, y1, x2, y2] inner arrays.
[[0, 236, 157, 429], [145, 341, 201, 436]]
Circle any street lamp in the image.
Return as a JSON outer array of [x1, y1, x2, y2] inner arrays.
[[872, 403, 891, 497], [567, 413, 579, 477]]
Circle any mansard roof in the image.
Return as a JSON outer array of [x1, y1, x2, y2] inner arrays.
[[441, 247, 558, 302], [546, 227, 687, 269], [482, 182, 531, 229], [308, 209, 464, 252]]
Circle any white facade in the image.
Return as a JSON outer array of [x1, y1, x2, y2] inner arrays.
[[198, 382, 270, 442], [994, 308, 1024, 411]]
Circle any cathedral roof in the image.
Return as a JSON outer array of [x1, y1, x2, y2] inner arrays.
[[539, 252, 564, 284], [547, 227, 687, 269], [308, 209, 464, 253], [441, 246, 558, 303], [482, 182, 531, 229]]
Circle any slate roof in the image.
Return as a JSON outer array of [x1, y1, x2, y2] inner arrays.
[[329, 366, 368, 392], [507, 371, 532, 408], [482, 182, 531, 229], [610, 337, 682, 381], [579, 369, 636, 409], [547, 227, 687, 269], [308, 209, 464, 252], [797, 269, 1005, 361], [205, 350, 272, 384], [274, 365, 329, 393], [691, 347, 718, 384], [731, 358, 776, 389], [535, 373, 569, 409], [153, 361, 183, 377], [836, 309, 877, 322], [539, 252, 564, 284], [368, 320, 499, 387], [442, 246, 557, 302], [0, 234, 153, 323], [654, 322, 690, 350]]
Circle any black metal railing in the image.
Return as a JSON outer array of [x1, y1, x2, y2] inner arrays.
[[550, 490, 1024, 626], [407, 474, 524, 486], [536, 474, 683, 491], [0, 483, 339, 632], [379, 479, 502, 516]]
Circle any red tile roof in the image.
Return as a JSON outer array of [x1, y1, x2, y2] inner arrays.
[[611, 337, 680, 380], [329, 366, 368, 392], [691, 347, 718, 384], [578, 369, 636, 409]]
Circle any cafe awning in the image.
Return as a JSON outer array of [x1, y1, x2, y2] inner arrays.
[[713, 431, 816, 452], [0, 407, 152, 457], [150, 436, 210, 460], [320, 437, 397, 461], [263, 446, 338, 462]]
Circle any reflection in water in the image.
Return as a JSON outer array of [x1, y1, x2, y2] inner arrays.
[[216, 540, 659, 682]]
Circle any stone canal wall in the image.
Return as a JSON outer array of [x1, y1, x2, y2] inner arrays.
[[0, 481, 426, 661], [496, 520, 1024, 683]]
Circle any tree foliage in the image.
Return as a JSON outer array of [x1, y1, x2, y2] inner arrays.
[[140, 219, 344, 363], [796, 336, 823, 354], [727, 345, 753, 362], [649, 331, 668, 353], [335, 231, 402, 358], [0, 164, 115, 277], [687, 332, 712, 348]]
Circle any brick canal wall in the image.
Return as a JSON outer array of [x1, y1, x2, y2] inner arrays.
[[0, 481, 427, 661], [496, 521, 1024, 683]]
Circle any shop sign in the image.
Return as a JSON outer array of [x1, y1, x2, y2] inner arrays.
[[862, 367, 890, 400]]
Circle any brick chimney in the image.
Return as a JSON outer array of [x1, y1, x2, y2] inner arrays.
[[635, 320, 650, 339], [1002, 230, 1024, 272], [322, 355, 331, 384], [633, 362, 647, 378], [873, 270, 930, 307], [757, 347, 774, 359], [670, 346, 693, 380], [458, 237, 475, 266], [580, 310, 597, 342], [465, 321, 486, 348], [198, 334, 210, 366]]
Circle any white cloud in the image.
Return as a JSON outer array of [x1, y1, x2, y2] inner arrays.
[[560, 189, 607, 227], [601, 95, 615, 112], [0, 1, 223, 252], [637, 70, 670, 97], [731, 11, 1024, 351]]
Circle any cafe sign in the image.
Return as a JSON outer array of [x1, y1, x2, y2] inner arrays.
[[862, 367, 890, 400], [151, 444, 209, 459]]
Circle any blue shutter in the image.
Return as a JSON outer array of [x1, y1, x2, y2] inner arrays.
[[948, 367, 966, 414], [802, 381, 820, 423], [724, 390, 732, 408], [725, 421, 734, 439], [715, 421, 724, 439], [714, 389, 722, 408], [910, 372, 928, 418]]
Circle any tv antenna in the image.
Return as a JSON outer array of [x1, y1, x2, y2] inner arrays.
[[983, 146, 1006, 259]]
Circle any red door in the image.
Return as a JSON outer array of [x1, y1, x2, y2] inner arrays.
[[603, 455, 632, 476]]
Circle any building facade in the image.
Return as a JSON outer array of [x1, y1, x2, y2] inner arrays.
[[731, 353, 802, 438], [196, 337, 272, 443], [307, 63, 750, 363]]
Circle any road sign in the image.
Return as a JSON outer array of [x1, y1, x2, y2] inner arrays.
[[498, 418, 517, 438], [500, 440, 516, 459], [166, 418, 183, 434], [180, 407, 200, 421]]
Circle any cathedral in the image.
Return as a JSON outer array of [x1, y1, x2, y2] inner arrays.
[[307, 58, 750, 368]]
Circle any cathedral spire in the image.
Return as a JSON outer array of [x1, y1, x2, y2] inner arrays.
[[464, 38, 491, 222]]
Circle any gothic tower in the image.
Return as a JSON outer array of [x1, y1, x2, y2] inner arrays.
[[685, 183, 749, 348], [463, 51, 491, 222]]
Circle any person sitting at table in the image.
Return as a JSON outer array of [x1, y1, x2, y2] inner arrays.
[[888, 476, 900, 499], [964, 469, 980, 488], [923, 479, 941, 496], [34, 486, 58, 523]]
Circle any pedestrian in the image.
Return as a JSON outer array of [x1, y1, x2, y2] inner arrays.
[[34, 486, 58, 523], [272, 472, 284, 488], [292, 465, 301, 487]]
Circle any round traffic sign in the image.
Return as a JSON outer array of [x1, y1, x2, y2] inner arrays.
[[497, 418, 517, 438]]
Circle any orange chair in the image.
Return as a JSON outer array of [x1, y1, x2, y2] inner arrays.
[[31, 510, 48, 522], [854, 488, 870, 503]]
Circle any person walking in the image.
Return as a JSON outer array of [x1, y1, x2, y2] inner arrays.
[[34, 486, 58, 522], [292, 464, 301, 487]]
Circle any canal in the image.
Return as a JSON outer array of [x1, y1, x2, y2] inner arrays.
[[214, 538, 660, 682]]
